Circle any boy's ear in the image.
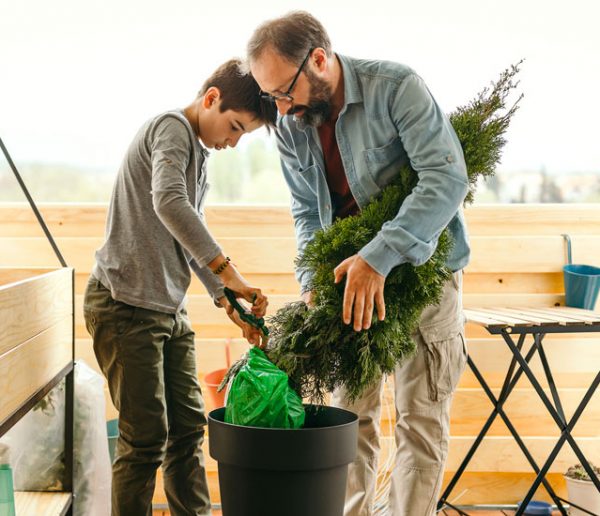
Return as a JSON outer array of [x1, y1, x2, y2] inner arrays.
[[202, 86, 221, 109]]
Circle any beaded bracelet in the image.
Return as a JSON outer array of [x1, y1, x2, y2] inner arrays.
[[214, 256, 231, 275]]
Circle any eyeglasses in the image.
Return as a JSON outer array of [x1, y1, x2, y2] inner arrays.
[[260, 48, 313, 104]]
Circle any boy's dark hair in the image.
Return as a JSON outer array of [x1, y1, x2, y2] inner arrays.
[[247, 11, 332, 66], [199, 59, 277, 127]]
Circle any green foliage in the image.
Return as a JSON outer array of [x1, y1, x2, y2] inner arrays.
[[246, 62, 524, 403], [565, 463, 600, 481], [451, 60, 524, 204]]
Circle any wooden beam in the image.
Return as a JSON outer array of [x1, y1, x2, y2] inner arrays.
[[0, 316, 73, 425], [0, 268, 73, 356]]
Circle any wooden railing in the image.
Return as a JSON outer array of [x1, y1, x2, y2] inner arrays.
[[1, 203, 599, 506]]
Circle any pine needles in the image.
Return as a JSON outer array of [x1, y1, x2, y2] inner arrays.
[[225, 62, 523, 402]]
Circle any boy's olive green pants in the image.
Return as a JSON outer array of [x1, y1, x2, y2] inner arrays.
[[84, 277, 211, 516]]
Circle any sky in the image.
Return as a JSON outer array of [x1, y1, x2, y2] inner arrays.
[[1, 0, 599, 174]]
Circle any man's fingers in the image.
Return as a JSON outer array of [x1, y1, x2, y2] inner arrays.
[[342, 286, 355, 325], [363, 296, 374, 330], [334, 261, 348, 284], [375, 289, 386, 321], [353, 294, 365, 332]]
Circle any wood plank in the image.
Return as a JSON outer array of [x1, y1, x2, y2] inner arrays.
[[466, 203, 600, 235], [466, 235, 600, 273], [449, 387, 600, 437], [439, 471, 568, 505], [0, 316, 73, 425], [14, 491, 72, 516], [0, 267, 56, 286], [73, 272, 561, 298], [0, 268, 73, 356], [480, 307, 560, 325], [0, 204, 294, 238], [464, 321, 600, 340], [74, 272, 300, 296], [459, 371, 599, 389], [463, 272, 564, 294], [463, 293, 564, 308], [521, 307, 599, 325], [4, 203, 600, 238], [551, 306, 600, 322], [464, 309, 533, 327], [0, 237, 298, 274], [446, 435, 600, 473], [3, 235, 600, 275], [466, 337, 600, 374]]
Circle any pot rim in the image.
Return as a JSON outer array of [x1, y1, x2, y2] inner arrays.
[[208, 404, 358, 432], [563, 474, 599, 484]]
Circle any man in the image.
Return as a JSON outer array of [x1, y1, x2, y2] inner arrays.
[[248, 12, 469, 516], [83, 59, 276, 515]]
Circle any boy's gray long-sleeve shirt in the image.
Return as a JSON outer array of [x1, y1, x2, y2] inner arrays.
[[93, 110, 224, 313]]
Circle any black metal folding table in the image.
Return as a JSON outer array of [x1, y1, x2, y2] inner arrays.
[[437, 306, 600, 516]]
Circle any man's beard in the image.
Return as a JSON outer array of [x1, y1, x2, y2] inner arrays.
[[288, 70, 333, 127]]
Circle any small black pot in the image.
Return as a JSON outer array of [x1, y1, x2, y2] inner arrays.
[[208, 404, 358, 516]]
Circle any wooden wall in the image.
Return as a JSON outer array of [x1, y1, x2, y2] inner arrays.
[[1, 203, 599, 506]]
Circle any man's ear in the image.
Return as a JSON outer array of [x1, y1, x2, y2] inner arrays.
[[312, 48, 328, 73], [202, 86, 221, 109]]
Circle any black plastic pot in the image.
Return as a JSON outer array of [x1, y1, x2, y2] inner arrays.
[[208, 404, 358, 516]]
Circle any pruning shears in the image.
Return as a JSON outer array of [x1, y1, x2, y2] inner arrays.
[[223, 287, 270, 345]]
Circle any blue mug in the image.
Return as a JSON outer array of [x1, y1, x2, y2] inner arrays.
[[562, 235, 600, 310]]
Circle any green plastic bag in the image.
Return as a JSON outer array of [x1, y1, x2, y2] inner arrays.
[[224, 347, 305, 429]]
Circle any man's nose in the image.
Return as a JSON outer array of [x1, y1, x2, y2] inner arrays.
[[275, 98, 291, 116]]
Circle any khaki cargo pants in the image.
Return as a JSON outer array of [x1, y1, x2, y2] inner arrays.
[[83, 276, 212, 516], [332, 271, 467, 516]]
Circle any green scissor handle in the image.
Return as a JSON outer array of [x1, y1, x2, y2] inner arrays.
[[223, 287, 270, 340]]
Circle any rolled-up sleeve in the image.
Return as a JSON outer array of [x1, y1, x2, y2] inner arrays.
[[358, 73, 469, 276]]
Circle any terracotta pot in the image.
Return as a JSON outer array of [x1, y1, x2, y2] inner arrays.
[[204, 368, 228, 409]]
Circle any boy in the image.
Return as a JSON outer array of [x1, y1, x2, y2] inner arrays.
[[84, 59, 276, 515]]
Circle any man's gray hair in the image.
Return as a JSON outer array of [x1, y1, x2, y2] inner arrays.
[[247, 11, 333, 65]]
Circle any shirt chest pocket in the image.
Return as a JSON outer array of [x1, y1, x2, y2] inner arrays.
[[363, 137, 408, 187]]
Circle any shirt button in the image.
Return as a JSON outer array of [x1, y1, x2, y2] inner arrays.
[[446, 155, 454, 163], [325, 204, 331, 210]]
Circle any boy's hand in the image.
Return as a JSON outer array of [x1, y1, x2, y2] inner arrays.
[[215, 261, 268, 317], [219, 295, 264, 347], [232, 285, 268, 318]]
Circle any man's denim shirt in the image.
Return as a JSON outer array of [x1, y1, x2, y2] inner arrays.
[[276, 54, 470, 294]]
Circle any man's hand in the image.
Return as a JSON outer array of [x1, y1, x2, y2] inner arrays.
[[333, 254, 386, 332], [301, 290, 315, 307], [219, 296, 265, 347]]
